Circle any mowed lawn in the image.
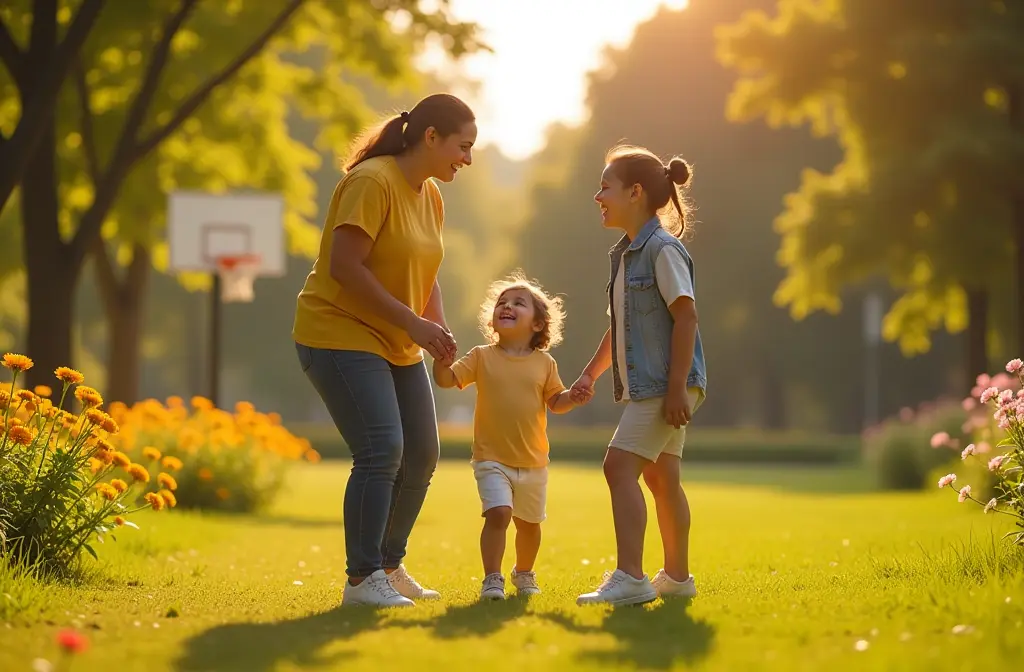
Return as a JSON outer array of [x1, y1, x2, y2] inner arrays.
[[2, 462, 1023, 671]]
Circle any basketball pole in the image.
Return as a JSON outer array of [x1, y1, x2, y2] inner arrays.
[[209, 272, 222, 408]]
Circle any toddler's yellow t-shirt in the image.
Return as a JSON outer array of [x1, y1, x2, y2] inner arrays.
[[451, 345, 566, 469]]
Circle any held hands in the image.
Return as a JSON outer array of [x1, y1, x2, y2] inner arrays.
[[569, 373, 596, 405], [663, 386, 692, 429], [410, 317, 457, 364]]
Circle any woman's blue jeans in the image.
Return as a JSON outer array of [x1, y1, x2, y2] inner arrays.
[[296, 344, 440, 578]]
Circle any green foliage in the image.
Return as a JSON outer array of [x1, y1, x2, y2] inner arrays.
[[717, 0, 1024, 355], [861, 402, 967, 491]]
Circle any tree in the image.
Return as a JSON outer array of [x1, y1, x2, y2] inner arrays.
[[0, 0, 107, 214], [717, 0, 1024, 384], [0, 0, 482, 395]]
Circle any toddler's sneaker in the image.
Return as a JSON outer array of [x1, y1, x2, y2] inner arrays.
[[388, 565, 441, 601], [651, 569, 697, 599], [576, 569, 658, 606], [342, 570, 415, 608], [480, 573, 506, 600], [510, 568, 541, 596]]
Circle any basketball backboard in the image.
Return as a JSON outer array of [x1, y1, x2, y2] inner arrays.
[[167, 191, 285, 276]]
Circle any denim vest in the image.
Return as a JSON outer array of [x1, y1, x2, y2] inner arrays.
[[609, 217, 708, 403]]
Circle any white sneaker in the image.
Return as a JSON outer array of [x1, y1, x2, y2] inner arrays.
[[651, 569, 697, 599], [510, 568, 541, 596], [342, 570, 415, 608], [576, 569, 658, 606], [388, 565, 441, 601], [480, 573, 506, 600]]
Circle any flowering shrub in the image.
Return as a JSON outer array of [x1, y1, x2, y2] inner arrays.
[[108, 396, 320, 513], [862, 401, 968, 490], [940, 359, 1024, 546], [0, 354, 166, 574]]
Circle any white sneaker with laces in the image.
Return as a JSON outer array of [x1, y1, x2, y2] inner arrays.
[[510, 568, 541, 596], [480, 573, 506, 600], [387, 565, 441, 601], [343, 569, 415, 607], [576, 569, 658, 606], [651, 569, 697, 599]]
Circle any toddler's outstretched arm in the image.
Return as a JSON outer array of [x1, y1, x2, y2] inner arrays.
[[432, 358, 459, 389], [547, 389, 579, 414]]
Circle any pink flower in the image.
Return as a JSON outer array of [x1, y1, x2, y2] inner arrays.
[[999, 416, 1011, 430], [977, 441, 992, 454], [989, 455, 1007, 472], [1007, 359, 1023, 374], [1000, 389, 1015, 404], [992, 373, 1013, 389], [961, 444, 976, 460], [962, 397, 977, 411], [930, 431, 951, 448], [937, 473, 957, 488], [899, 407, 915, 422], [1017, 389, 1024, 399], [984, 498, 998, 513], [980, 387, 999, 404], [971, 385, 984, 399], [977, 373, 992, 387], [958, 485, 972, 503]]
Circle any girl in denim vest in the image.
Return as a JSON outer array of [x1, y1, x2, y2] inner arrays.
[[571, 144, 708, 606]]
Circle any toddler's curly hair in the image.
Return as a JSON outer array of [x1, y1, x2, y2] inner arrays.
[[478, 270, 565, 351]]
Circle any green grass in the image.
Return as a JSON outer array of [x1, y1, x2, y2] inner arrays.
[[1, 462, 1023, 671]]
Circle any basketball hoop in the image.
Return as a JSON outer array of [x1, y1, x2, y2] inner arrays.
[[215, 254, 261, 303]]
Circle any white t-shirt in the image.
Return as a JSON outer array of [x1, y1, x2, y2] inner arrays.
[[607, 246, 695, 401]]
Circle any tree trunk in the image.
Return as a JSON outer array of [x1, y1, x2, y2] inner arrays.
[[965, 287, 988, 390], [21, 123, 75, 390], [95, 241, 150, 405]]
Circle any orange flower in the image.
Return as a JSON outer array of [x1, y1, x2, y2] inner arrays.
[[33, 385, 52, 398], [2, 353, 33, 371], [191, 396, 214, 412], [16, 389, 36, 403], [126, 463, 150, 484], [306, 449, 322, 464], [215, 487, 230, 501], [0, 390, 9, 410], [157, 472, 178, 491], [8, 425, 33, 446], [144, 492, 165, 511], [113, 516, 126, 526], [101, 415, 119, 434], [74, 386, 103, 408], [111, 451, 131, 468], [95, 483, 117, 500], [85, 409, 106, 426], [110, 478, 128, 494], [158, 489, 177, 508], [54, 367, 84, 385], [141, 446, 161, 462], [198, 467, 214, 481], [235, 401, 255, 415], [166, 395, 184, 408], [88, 457, 104, 474], [161, 456, 183, 471]]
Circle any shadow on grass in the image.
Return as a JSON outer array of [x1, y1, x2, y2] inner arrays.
[[541, 599, 716, 669], [392, 594, 529, 639], [173, 605, 381, 672]]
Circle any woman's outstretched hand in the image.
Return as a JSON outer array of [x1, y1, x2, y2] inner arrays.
[[409, 317, 457, 363]]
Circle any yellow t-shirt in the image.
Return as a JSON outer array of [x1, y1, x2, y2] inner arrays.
[[451, 345, 567, 469], [292, 156, 445, 365]]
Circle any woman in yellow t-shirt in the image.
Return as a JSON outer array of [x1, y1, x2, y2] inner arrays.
[[293, 93, 477, 608]]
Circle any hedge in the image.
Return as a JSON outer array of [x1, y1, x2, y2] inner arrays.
[[286, 422, 860, 465]]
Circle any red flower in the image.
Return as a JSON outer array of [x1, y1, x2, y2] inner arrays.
[[56, 629, 88, 654]]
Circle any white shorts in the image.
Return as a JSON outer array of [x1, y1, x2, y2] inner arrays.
[[472, 460, 548, 524], [609, 387, 705, 462]]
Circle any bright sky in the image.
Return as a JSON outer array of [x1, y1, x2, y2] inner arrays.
[[418, 0, 689, 160]]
